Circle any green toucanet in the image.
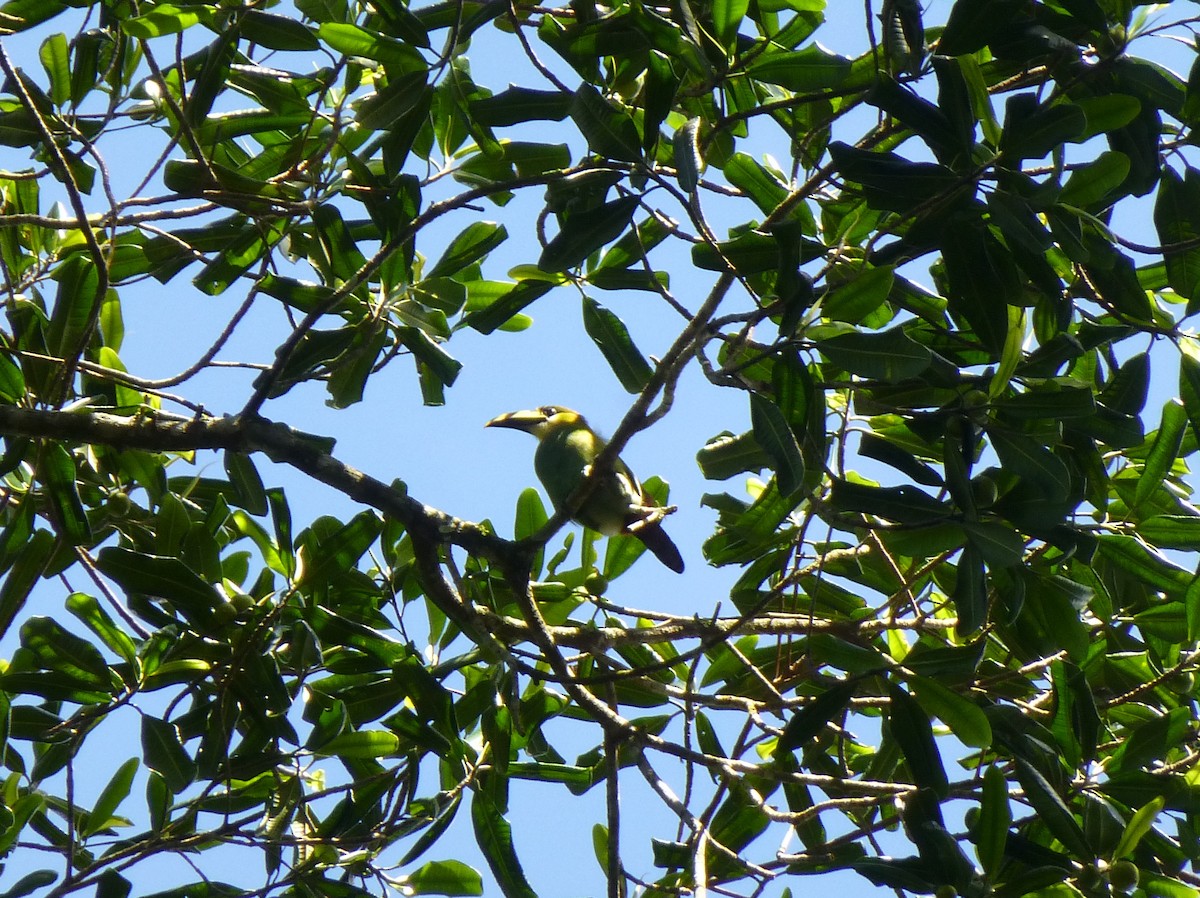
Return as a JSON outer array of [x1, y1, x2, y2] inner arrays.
[[486, 406, 685, 573]]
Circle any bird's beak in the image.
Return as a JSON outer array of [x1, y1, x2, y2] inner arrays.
[[485, 409, 548, 432]]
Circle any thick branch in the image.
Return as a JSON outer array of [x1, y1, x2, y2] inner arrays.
[[0, 406, 507, 560]]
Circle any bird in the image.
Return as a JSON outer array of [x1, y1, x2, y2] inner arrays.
[[486, 406, 685, 573]]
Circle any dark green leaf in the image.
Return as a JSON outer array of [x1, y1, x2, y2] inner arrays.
[[816, 325, 931, 381], [0, 529, 55, 641], [828, 479, 950, 525], [428, 222, 507, 280], [1154, 166, 1200, 311], [938, 0, 1024, 55], [695, 431, 770, 481], [1013, 758, 1090, 858], [581, 297, 652, 392], [471, 790, 537, 898], [976, 765, 1010, 876], [953, 541, 988, 635], [39, 442, 90, 545], [318, 22, 425, 71], [749, 394, 805, 498], [569, 85, 640, 163], [239, 10, 319, 50], [887, 680, 949, 798], [908, 675, 991, 748], [747, 44, 852, 92], [470, 88, 571, 126], [1134, 399, 1187, 508], [829, 142, 962, 214], [1096, 535, 1190, 593], [1001, 95, 1086, 160], [95, 547, 221, 628], [224, 452, 268, 516], [776, 679, 857, 755], [986, 427, 1070, 498], [0, 872, 57, 898], [540, 196, 639, 272], [141, 717, 196, 794]]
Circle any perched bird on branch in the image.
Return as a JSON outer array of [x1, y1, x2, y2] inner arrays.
[[486, 406, 685, 573]]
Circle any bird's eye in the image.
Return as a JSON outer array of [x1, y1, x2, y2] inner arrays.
[[541, 405, 560, 416]]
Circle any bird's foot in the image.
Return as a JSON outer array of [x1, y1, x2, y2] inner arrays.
[[626, 503, 677, 531]]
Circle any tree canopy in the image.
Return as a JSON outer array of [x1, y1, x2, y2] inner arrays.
[[0, 0, 1198, 896]]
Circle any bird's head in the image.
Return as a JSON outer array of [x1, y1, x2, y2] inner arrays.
[[485, 406, 584, 440]]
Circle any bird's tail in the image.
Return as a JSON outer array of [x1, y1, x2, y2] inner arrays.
[[635, 523, 685, 573]]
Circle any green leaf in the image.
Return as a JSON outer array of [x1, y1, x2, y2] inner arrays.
[[95, 547, 221, 628], [123, 5, 203, 38], [887, 680, 949, 798], [749, 394, 805, 498], [1060, 151, 1131, 208], [941, 222, 1020, 356], [672, 117, 703, 194], [823, 266, 894, 324], [976, 765, 1011, 876], [569, 85, 641, 163], [20, 616, 112, 689], [1140, 516, 1200, 550], [39, 442, 91, 545], [1013, 757, 1090, 858], [406, 860, 484, 897], [48, 254, 100, 360], [695, 431, 770, 481], [224, 451, 268, 516], [776, 679, 857, 755], [141, 717, 196, 794], [94, 871, 131, 898], [428, 222, 507, 280], [722, 153, 789, 217], [38, 33, 69, 107], [515, 488, 547, 578], [470, 88, 571, 126], [1001, 95, 1086, 160], [1097, 535, 1191, 593], [963, 521, 1024, 568], [581, 297, 652, 393], [1135, 399, 1187, 509], [865, 77, 960, 162], [986, 427, 1070, 498], [953, 541, 988, 635], [1155, 166, 1200, 311], [540, 196, 640, 272], [0, 529, 55, 641], [239, 10, 319, 50], [828, 479, 950, 525], [318, 22, 426, 71], [83, 758, 138, 837], [314, 731, 401, 759], [938, 0, 1024, 55], [907, 675, 991, 749], [0, 872, 57, 898], [66, 592, 138, 665], [1113, 797, 1164, 860], [358, 71, 432, 131], [747, 44, 852, 91], [471, 790, 538, 898], [0, 350, 25, 402], [829, 142, 961, 214], [816, 325, 931, 381], [712, 0, 748, 48]]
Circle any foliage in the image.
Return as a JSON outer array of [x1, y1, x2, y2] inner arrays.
[[0, 0, 1196, 897]]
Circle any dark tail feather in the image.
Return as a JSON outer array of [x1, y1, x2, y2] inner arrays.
[[636, 523, 685, 573]]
